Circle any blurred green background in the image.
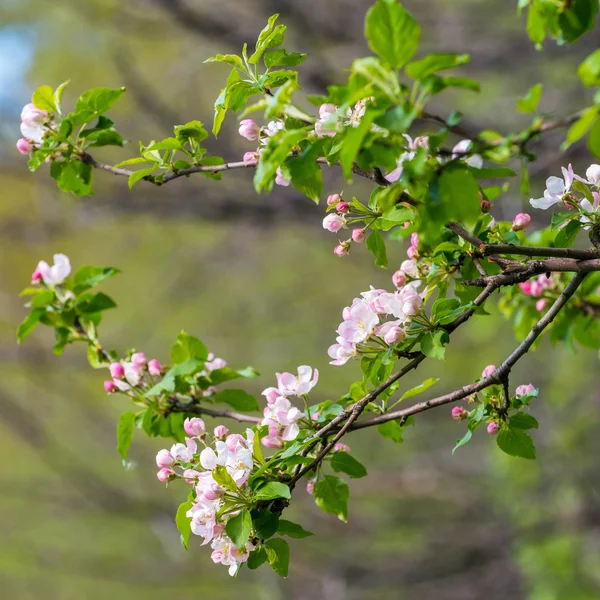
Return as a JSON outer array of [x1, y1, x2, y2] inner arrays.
[[1, 1, 600, 598]]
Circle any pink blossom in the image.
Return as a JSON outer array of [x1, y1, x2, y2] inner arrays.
[[261, 435, 284, 449], [31, 270, 42, 283], [103, 380, 116, 393], [306, 480, 315, 495], [261, 395, 303, 442], [481, 200, 491, 213], [512, 213, 531, 231], [214, 425, 228, 439], [519, 281, 533, 295], [156, 449, 175, 468], [487, 422, 500, 435], [328, 337, 357, 366], [360, 287, 389, 314], [35, 254, 71, 286], [336, 201, 349, 214], [452, 139, 483, 169], [238, 119, 260, 141], [515, 383, 535, 397], [400, 259, 419, 278], [399, 287, 422, 316], [170, 438, 197, 462], [352, 229, 366, 243], [183, 469, 202, 483], [384, 325, 405, 345], [452, 406, 467, 421], [205, 354, 227, 372], [131, 352, 146, 368], [333, 443, 350, 453], [530, 164, 574, 210], [323, 213, 346, 233], [243, 151, 258, 163], [337, 298, 379, 343], [535, 298, 547, 312], [184, 417, 206, 437], [574, 164, 600, 186], [327, 193, 341, 206], [275, 167, 290, 187], [109, 362, 125, 379], [319, 103, 336, 119], [334, 243, 349, 257], [392, 270, 407, 289], [481, 365, 496, 378], [148, 359, 162, 376], [157, 468, 176, 483], [21, 103, 48, 127], [276, 365, 319, 396], [16, 138, 33, 155], [262, 386, 283, 404]]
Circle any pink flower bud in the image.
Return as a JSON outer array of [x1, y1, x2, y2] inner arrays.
[[103, 380, 116, 393], [333, 443, 350, 453], [334, 243, 349, 257], [156, 468, 176, 483], [352, 229, 366, 243], [31, 270, 42, 284], [519, 281, 533, 296], [109, 362, 125, 379], [481, 200, 491, 213], [16, 138, 33, 155], [21, 103, 48, 127], [147, 359, 162, 377], [535, 298, 547, 312], [487, 422, 499, 436], [156, 449, 175, 468], [336, 201, 349, 214], [243, 151, 258, 163], [451, 406, 467, 421], [481, 364, 496, 378], [131, 352, 146, 368], [306, 480, 315, 495], [203, 482, 224, 501], [512, 213, 531, 231], [213, 425, 228, 439], [392, 270, 407, 289], [515, 383, 535, 397], [261, 435, 284, 449], [327, 193, 341, 206], [184, 417, 206, 437], [406, 246, 418, 259], [323, 213, 346, 233], [319, 103, 336, 119], [238, 119, 260, 141], [384, 326, 405, 345], [183, 469, 201, 483]]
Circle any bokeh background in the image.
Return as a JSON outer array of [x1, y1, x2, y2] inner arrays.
[[1, 1, 600, 598]]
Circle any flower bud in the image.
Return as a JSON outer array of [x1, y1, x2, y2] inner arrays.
[[148, 359, 162, 376], [184, 417, 206, 437], [519, 281, 533, 296], [327, 193, 341, 206], [333, 243, 349, 257], [406, 246, 418, 259], [103, 380, 116, 393], [131, 352, 146, 368], [243, 151, 258, 163], [21, 103, 48, 127], [323, 213, 346, 233], [156, 449, 175, 468], [275, 167, 290, 187], [352, 229, 366, 243], [238, 119, 260, 141], [402, 294, 422, 316], [31, 270, 42, 284], [515, 383, 535, 397], [481, 200, 491, 213], [319, 103, 336, 119], [261, 435, 284, 449], [512, 213, 531, 231], [535, 298, 547, 312], [452, 406, 468, 421], [16, 138, 33, 155], [203, 482, 224, 501], [156, 468, 176, 483], [336, 201, 349, 214], [481, 364, 496, 378], [333, 443, 350, 453], [213, 425, 228, 439], [306, 479, 315, 495], [384, 326, 405, 345], [392, 270, 407, 289], [109, 362, 125, 379], [487, 422, 500, 436]]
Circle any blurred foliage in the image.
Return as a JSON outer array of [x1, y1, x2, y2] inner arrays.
[[1, 0, 600, 598]]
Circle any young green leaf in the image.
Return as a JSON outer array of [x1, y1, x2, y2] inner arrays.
[[213, 389, 259, 412], [496, 425, 536, 460], [277, 519, 314, 539], [366, 229, 388, 268], [264, 538, 290, 578], [116, 411, 136, 460], [170, 331, 208, 363], [331, 452, 368, 478], [225, 509, 253, 550], [516, 83, 543, 113], [212, 465, 238, 491], [314, 475, 349, 522], [254, 481, 292, 501], [175, 498, 194, 550]]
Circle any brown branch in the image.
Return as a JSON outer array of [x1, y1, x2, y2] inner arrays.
[[354, 272, 587, 430], [167, 400, 261, 424]]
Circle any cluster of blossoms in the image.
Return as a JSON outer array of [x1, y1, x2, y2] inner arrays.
[[16, 102, 50, 155], [31, 253, 71, 286], [259, 366, 318, 448], [104, 354, 163, 393], [530, 164, 600, 225], [451, 365, 536, 434], [519, 274, 557, 312], [155, 418, 256, 576]]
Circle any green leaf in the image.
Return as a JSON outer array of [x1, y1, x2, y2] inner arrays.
[[76, 292, 116, 313], [74, 87, 126, 119], [352, 57, 402, 101], [17, 307, 45, 343], [517, 83, 543, 113], [314, 475, 349, 522], [365, 0, 421, 69], [339, 107, 378, 179], [406, 53, 469, 80], [73, 266, 120, 293], [421, 330, 447, 360], [496, 425, 536, 460], [399, 377, 439, 402], [579, 49, 600, 87], [588, 119, 600, 159], [204, 53, 245, 70], [559, 0, 598, 44], [145, 138, 182, 152], [331, 452, 367, 478], [264, 538, 290, 578], [128, 166, 156, 189], [213, 389, 259, 412], [53, 80, 70, 112], [116, 411, 136, 460], [252, 509, 279, 540], [509, 413, 539, 430], [226, 509, 252, 550], [247, 547, 268, 570], [366, 229, 388, 268], [264, 49, 306, 68], [50, 161, 94, 196], [377, 419, 405, 443], [565, 107, 598, 144], [174, 120, 208, 145], [32, 85, 56, 112], [170, 331, 208, 363], [436, 164, 481, 223], [254, 481, 291, 501], [212, 465, 238, 491], [554, 219, 583, 248], [175, 498, 193, 550], [277, 519, 314, 539], [452, 430, 472, 454], [285, 142, 324, 202]]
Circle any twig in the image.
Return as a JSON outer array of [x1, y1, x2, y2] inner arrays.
[[168, 400, 261, 424]]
